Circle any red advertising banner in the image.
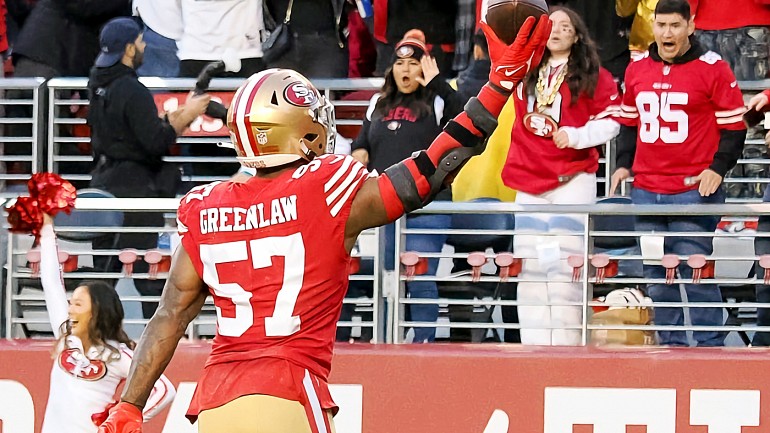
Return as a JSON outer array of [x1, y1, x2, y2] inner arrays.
[[152, 92, 234, 137], [1, 341, 770, 433]]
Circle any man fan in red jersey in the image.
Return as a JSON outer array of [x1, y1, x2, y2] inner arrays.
[[610, 0, 747, 347], [97, 15, 551, 433]]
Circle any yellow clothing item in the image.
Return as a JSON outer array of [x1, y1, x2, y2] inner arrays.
[[452, 92, 518, 202], [617, 0, 658, 53]]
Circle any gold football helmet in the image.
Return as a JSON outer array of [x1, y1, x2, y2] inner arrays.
[[226, 69, 336, 168]]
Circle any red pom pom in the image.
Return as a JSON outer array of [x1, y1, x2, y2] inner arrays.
[[7, 196, 43, 236], [27, 172, 76, 216]]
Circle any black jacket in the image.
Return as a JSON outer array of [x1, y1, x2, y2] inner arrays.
[[13, 0, 130, 76], [88, 63, 180, 198]]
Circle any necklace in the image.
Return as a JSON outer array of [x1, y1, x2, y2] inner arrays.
[[535, 62, 568, 112]]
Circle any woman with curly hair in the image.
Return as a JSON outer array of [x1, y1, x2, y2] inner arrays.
[[501, 6, 621, 346]]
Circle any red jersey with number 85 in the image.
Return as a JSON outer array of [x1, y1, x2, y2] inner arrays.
[[177, 154, 370, 419], [616, 51, 745, 194]]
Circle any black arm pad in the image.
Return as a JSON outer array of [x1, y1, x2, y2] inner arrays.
[[383, 152, 433, 214], [464, 97, 499, 137], [383, 145, 483, 214], [444, 120, 485, 148]]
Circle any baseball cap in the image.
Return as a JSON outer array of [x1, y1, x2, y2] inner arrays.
[[94, 17, 143, 68]]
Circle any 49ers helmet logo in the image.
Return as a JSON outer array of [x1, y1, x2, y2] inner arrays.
[[284, 81, 318, 107], [58, 348, 107, 381]]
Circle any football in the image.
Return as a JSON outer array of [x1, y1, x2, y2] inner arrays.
[[486, 0, 549, 45]]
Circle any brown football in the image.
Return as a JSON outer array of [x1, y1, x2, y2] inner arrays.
[[486, 0, 549, 45]]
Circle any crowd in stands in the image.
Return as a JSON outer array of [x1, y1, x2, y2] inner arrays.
[[3, 0, 770, 348]]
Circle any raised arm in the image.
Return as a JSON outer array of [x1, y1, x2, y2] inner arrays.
[[39, 218, 67, 338], [98, 245, 207, 432], [345, 16, 552, 244]]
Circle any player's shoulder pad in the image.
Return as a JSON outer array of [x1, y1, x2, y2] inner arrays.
[[699, 51, 723, 65], [291, 154, 373, 217], [290, 154, 371, 183]]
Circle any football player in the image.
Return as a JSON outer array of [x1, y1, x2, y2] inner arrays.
[[98, 15, 552, 433], [610, 0, 747, 347]]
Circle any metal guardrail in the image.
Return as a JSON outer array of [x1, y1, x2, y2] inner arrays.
[[46, 77, 388, 186], [0, 78, 45, 195], [4, 198, 770, 347], [2, 197, 384, 341]]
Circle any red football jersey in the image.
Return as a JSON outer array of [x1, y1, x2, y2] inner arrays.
[[616, 51, 746, 194], [176, 154, 371, 419], [502, 67, 619, 195]]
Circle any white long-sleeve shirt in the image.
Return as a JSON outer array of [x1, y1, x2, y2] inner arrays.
[[39, 224, 175, 433]]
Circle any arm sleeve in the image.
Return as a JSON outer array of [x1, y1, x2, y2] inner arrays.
[[616, 125, 638, 169], [426, 78, 466, 121], [125, 85, 178, 158], [39, 224, 67, 338], [709, 129, 747, 176], [562, 69, 622, 149], [562, 119, 622, 149], [711, 61, 748, 132], [708, 61, 747, 175], [613, 67, 640, 128]]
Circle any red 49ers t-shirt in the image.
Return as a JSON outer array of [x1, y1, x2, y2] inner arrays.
[[176, 154, 371, 419], [615, 51, 746, 194]]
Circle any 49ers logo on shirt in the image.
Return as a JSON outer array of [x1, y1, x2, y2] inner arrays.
[[57, 348, 107, 381], [284, 82, 318, 107]]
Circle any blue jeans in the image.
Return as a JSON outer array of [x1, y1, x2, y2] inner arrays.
[[632, 187, 726, 346], [137, 26, 180, 78], [384, 212, 450, 343]]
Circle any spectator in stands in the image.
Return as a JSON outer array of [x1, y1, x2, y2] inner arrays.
[[747, 90, 770, 346], [38, 213, 174, 432], [4, 0, 129, 182], [452, 30, 490, 103], [351, 30, 464, 342], [347, 4, 377, 78], [177, 0, 266, 182], [178, 0, 265, 78], [373, 0, 458, 77], [610, 0, 747, 346], [501, 7, 620, 346], [133, 0, 182, 77], [87, 18, 210, 318], [11, 0, 129, 78], [265, 0, 351, 78], [549, 0, 632, 82], [692, 0, 770, 81], [616, 0, 658, 58]]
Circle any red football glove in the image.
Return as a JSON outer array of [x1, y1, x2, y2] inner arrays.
[[480, 14, 552, 92], [97, 402, 143, 433]]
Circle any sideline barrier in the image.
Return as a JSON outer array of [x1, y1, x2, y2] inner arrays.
[[3, 198, 383, 342], [1, 340, 770, 433], [6, 199, 770, 345]]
